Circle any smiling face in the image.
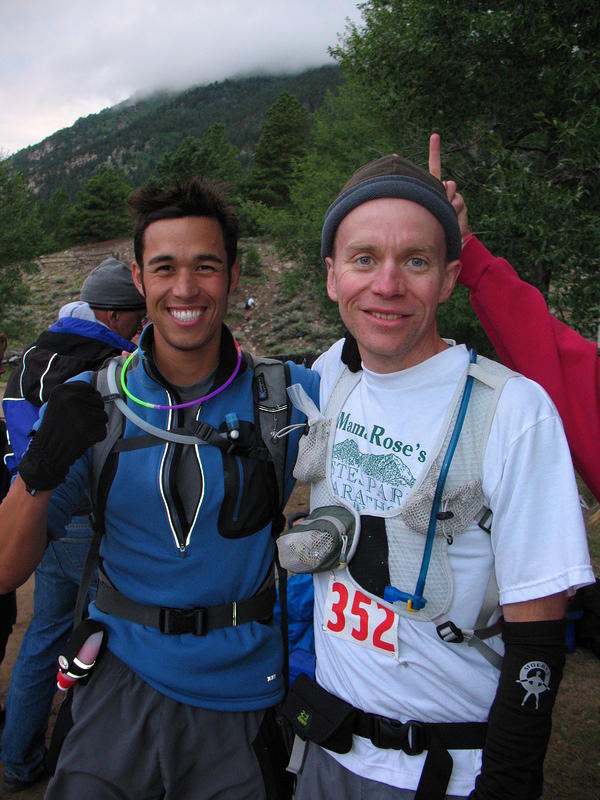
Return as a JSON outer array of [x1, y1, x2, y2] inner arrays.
[[132, 215, 239, 385], [326, 198, 460, 374]]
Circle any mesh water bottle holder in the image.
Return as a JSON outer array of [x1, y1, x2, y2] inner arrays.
[[293, 417, 331, 483], [402, 472, 485, 540], [276, 505, 356, 573]]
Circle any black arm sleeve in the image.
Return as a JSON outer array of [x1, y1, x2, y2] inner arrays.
[[470, 618, 566, 800]]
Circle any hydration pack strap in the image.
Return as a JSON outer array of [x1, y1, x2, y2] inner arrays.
[[74, 374, 125, 627], [275, 555, 290, 690], [436, 570, 503, 670], [95, 568, 276, 635], [385, 349, 478, 612], [248, 354, 292, 514], [107, 423, 271, 460], [282, 674, 487, 800], [105, 359, 230, 447]]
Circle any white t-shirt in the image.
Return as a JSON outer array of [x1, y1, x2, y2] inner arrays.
[[310, 339, 593, 796]]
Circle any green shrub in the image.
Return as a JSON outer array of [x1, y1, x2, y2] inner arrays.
[[242, 244, 263, 278], [279, 268, 304, 297]]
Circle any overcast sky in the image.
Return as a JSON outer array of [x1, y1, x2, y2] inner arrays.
[[1, 0, 363, 156]]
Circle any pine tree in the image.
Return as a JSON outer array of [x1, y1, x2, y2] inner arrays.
[[0, 160, 44, 321], [70, 167, 133, 242], [246, 92, 311, 207]]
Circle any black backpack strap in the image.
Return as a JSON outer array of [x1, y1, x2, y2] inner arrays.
[[73, 366, 125, 626], [73, 445, 120, 626], [246, 353, 292, 529], [47, 690, 74, 775], [49, 364, 126, 775], [246, 353, 295, 691], [275, 555, 289, 690], [0, 419, 10, 501]]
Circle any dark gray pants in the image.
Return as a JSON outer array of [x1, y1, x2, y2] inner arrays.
[[46, 648, 282, 800], [294, 740, 469, 800]]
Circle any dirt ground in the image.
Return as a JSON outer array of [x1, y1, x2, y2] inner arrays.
[[0, 488, 598, 799]]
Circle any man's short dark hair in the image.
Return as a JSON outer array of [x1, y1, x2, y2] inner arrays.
[[129, 178, 239, 272]]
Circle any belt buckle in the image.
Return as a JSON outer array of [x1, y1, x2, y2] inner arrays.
[[436, 620, 465, 644], [159, 607, 206, 636], [371, 717, 426, 755], [402, 720, 426, 755], [370, 716, 405, 750], [194, 422, 214, 442]]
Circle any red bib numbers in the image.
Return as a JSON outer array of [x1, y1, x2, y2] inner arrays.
[[323, 574, 399, 658]]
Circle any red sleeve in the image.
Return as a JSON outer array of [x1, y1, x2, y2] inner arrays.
[[459, 236, 600, 500]]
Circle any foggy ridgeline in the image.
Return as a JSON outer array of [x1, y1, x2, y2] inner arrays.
[[10, 66, 342, 200]]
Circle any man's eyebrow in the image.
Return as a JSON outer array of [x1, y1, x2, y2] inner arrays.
[[342, 240, 376, 253], [146, 253, 225, 266], [342, 240, 440, 257]]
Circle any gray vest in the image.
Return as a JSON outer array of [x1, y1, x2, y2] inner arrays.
[[288, 353, 518, 667]]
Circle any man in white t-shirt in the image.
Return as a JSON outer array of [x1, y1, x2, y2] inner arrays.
[[283, 153, 593, 799]]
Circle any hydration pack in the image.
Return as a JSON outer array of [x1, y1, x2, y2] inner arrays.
[[74, 351, 294, 625], [285, 351, 519, 669]]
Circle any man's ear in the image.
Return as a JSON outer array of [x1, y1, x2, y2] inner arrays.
[[132, 261, 144, 297], [325, 257, 338, 302], [439, 259, 461, 304], [228, 259, 240, 295]]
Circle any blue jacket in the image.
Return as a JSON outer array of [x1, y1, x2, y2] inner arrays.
[[45, 324, 320, 710], [2, 317, 135, 476]]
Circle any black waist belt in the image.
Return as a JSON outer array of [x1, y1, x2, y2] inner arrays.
[[95, 569, 276, 636], [282, 674, 487, 800]]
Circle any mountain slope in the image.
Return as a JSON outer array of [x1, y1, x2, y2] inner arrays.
[[10, 65, 342, 200]]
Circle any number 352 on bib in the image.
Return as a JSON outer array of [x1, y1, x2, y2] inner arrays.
[[323, 574, 399, 658]]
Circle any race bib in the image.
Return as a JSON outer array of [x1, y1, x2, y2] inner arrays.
[[323, 573, 399, 658]]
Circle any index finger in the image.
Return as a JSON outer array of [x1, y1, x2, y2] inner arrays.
[[428, 133, 442, 180]]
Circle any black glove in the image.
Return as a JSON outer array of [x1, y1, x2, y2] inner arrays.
[[19, 381, 108, 492]]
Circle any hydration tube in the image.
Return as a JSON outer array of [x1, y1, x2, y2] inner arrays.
[[384, 348, 477, 612], [106, 357, 225, 446]]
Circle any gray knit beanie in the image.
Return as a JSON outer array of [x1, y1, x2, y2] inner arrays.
[[321, 154, 461, 262], [80, 257, 145, 310]]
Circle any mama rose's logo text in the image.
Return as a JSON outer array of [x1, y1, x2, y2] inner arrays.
[[337, 410, 427, 463]]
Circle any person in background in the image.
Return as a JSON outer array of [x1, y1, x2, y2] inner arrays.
[[0, 331, 17, 726], [429, 132, 599, 502], [244, 296, 256, 320], [0, 259, 145, 793]]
